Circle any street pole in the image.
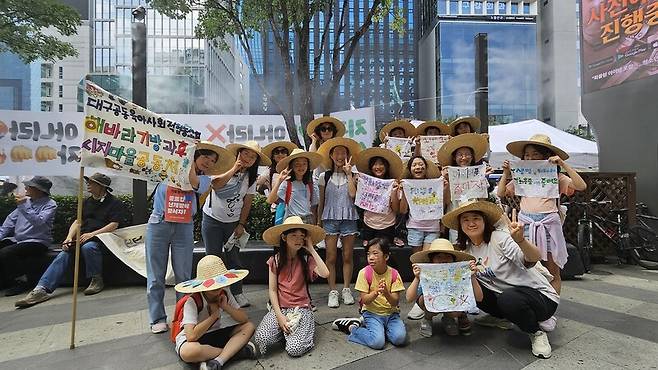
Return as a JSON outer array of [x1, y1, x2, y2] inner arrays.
[[132, 6, 148, 224], [474, 33, 489, 133]]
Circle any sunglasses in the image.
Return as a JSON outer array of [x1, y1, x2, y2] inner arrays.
[[272, 148, 289, 155], [319, 125, 335, 132]]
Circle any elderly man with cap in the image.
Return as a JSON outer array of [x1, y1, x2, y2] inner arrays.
[[0, 176, 57, 296], [15, 173, 123, 308]]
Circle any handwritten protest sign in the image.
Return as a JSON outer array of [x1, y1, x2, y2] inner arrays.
[[355, 173, 394, 214], [420, 135, 449, 164], [511, 160, 559, 198], [403, 179, 443, 220], [385, 137, 412, 159], [418, 262, 477, 313], [448, 164, 488, 202], [81, 81, 200, 190]]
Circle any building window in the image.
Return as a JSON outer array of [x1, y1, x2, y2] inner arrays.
[[462, 1, 471, 14], [511, 2, 519, 14], [41, 64, 53, 78], [41, 101, 52, 112], [59, 104, 63, 112], [58, 85, 63, 98], [523, 2, 531, 14], [450, 1, 459, 14], [59, 66, 63, 79], [498, 2, 507, 14], [41, 82, 52, 97]]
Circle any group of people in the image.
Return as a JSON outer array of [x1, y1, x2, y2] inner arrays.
[[0, 115, 586, 370]]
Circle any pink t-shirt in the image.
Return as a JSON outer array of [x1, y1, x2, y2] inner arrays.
[[507, 173, 575, 213], [364, 209, 397, 229], [267, 255, 318, 308]]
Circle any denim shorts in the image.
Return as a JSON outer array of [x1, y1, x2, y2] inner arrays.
[[407, 229, 438, 247], [323, 219, 359, 237]]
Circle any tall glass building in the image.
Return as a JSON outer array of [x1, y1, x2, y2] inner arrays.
[[417, 0, 538, 124]]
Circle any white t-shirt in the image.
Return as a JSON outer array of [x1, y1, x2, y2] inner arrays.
[[175, 289, 241, 349], [203, 174, 256, 223]]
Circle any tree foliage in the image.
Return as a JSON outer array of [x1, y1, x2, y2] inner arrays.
[[0, 0, 81, 63]]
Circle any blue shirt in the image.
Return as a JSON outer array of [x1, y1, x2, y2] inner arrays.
[[149, 176, 211, 223], [0, 197, 57, 245]]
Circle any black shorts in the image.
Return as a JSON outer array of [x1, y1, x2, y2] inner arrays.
[[360, 224, 396, 245], [176, 324, 238, 359]]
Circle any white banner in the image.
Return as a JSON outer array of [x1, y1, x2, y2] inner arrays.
[[0, 108, 375, 176], [511, 160, 559, 198], [355, 173, 393, 213], [385, 137, 413, 159], [420, 135, 449, 164], [418, 262, 477, 313], [402, 179, 444, 221], [448, 164, 489, 202]]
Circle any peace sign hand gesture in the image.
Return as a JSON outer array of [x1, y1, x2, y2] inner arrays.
[[507, 208, 525, 244], [343, 156, 353, 175]]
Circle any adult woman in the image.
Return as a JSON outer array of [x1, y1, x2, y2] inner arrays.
[[448, 116, 481, 136], [257, 141, 298, 195], [413, 120, 450, 158], [146, 142, 231, 334], [442, 200, 559, 359], [307, 116, 346, 153], [202, 141, 271, 308]]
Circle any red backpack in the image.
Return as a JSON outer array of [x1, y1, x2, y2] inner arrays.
[[284, 180, 313, 205], [358, 265, 400, 310], [170, 293, 203, 343]]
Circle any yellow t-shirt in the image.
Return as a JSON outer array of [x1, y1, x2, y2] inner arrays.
[[354, 266, 405, 316]]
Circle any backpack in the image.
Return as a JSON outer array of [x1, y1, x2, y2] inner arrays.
[[274, 180, 313, 225], [358, 265, 400, 310], [170, 293, 203, 343]]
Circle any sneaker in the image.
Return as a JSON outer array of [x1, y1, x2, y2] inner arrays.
[[458, 314, 472, 336], [441, 315, 459, 336], [419, 318, 433, 338], [150, 322, 168, 334], [234, 293, 250, 308], [529, 330, 552, 358], [328, 290, 339, 308], [407, 302, 425, 320], [539, 316, 557, 332], [474, 314, 514, 330], [15, 287, 51, 308], [342, 288, 355, 305], [236, 341, 257, 360], [84, 275, 104, 295], [310, 302, 317, 312], [332, 317, 362, 334], [200, 359, 222, 370]]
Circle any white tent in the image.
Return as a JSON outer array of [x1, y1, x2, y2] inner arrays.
[[488, 119, 599, 171]]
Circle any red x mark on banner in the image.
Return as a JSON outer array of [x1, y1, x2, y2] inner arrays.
[[206, 123, 226, 143]]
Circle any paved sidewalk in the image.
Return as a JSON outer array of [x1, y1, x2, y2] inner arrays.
[[1, 264, 658, 370]]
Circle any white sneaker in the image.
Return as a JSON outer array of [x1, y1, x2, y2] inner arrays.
[[150, 322, 168, 334], [529, 330, 552, 358], [539, 316, 557, 332], [419, 318, 433, 338], [328, 290, 339, 308], [235, 293, 250, 308], [342, 288, 355, 305], [407, 302, 425, 320]]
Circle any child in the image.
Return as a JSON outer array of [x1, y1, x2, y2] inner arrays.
[[267, 149, 323, 224], [355, 147, 403, 246], [448, 116, 481, 136], [379, 119, 416, 150], [331, 238, 407, 350], [254, 216, 329, 357], [173, 255, 255, 370], [317, 137, 362, 308], [406, 238, 482, 338]]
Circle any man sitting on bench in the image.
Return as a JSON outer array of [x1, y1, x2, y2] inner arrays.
[[15, 173, 123, 308]]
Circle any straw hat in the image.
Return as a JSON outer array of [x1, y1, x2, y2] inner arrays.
[[402, 157, 441, 179], [276, 148, 323, 173], [506, 134, 569, 160], [262, 141, 298, 160], [441, 200, 503, 231], [317, 137, 362, 169], [410, 238, 475, 263], [448, 116, 481, 135], [262, 216, 326, 246], [355, 147, 404, 180], [379, 119, 417, 141], [416, 120, 450, 136], [306, 116, 346, 138], [227, 140, 272, 166], [175, 255, 249, 294], [436, 133, 489, 167], [196, 141, 233, 175]]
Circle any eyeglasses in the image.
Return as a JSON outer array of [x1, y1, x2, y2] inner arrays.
[[455, 153, 473, 159], [272, 148, 289, 155], [319, 125, 335, 132]]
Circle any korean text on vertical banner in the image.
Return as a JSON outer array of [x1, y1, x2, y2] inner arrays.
[[403, 179, 444, 221], [355, 174, 394, 214], [511, 160, 559, 198], [448, 164, 489, 202], [81, 81, 201, 190], [418, 262, 477, 313]]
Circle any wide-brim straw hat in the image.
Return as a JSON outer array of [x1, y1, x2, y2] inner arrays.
[[379, 119, 417, 141], [262, 141, 298, 160], [196, 141, 233, 175], [306, 116, 346, 138], [436, 133, 489, 167], [355, 147, 404, 180], [317, 137, 362, 169], [506, 134, 569, 160], [403, 158, 441, 179], [262, 216, 326, 246], [449, 116, 481, 135], [441, 200, 503, 230], [416, 120, 451, 136], [175, 255, 249, 294], [276, 149, 324, 173], [410, 238, 475, 263], [227, 140, 272, 166]]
